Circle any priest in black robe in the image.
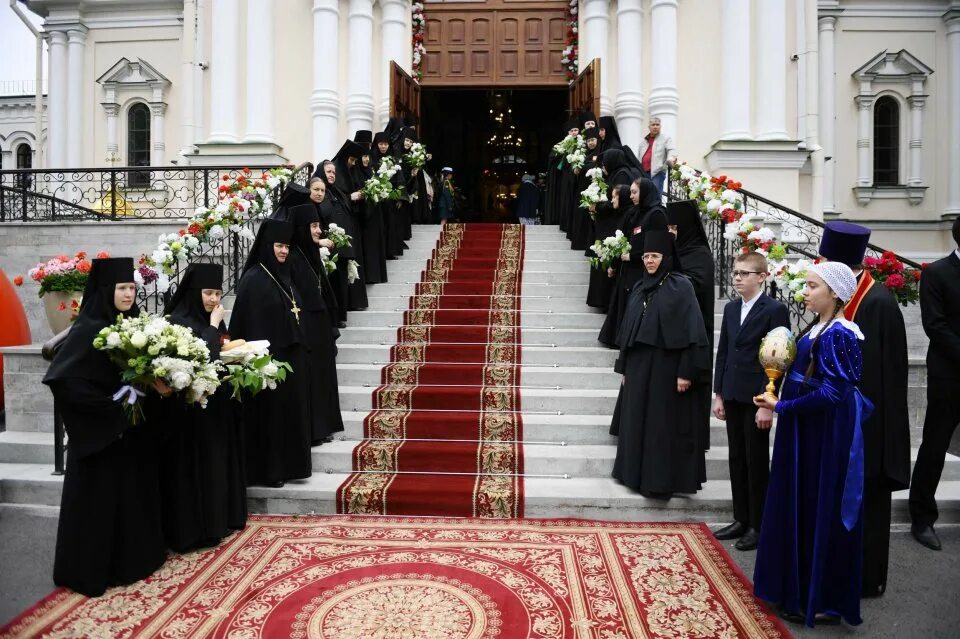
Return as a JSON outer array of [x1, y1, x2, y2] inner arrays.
[[611, 230, 710, 497], [316, 160, 368, 312], [668, 199, 716, 451], [229, 219, 312, 487], [289, 202, 346, 444], [161, 263, 246, 551], [356, 130, 389, 283], [42, 257, 167, 597], [817, 221, 911, 597], [598, 177, 667, 347]]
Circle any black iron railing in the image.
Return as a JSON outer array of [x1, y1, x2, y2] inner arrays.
[[0, 165, 297, 222], [665, 169, 922, 331], [134, 161, 314, 314]]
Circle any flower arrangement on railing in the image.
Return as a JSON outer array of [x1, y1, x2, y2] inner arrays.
[[579, 166, 608, 212], [412, 2, 426, 80], [722, 218, 788, 259], [561, 0, 579, 83], [864, 251, 922, 306], [770, 259, 815, 303], [136, 167, 293, 292], [672, 163, 744, 222]]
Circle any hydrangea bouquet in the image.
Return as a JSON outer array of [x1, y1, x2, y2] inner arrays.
[[405, 142, 428, 170], [325, 223, 352, 249], [93, 313, 221, 423], [579, 166, 608, 211], [361, 157, 405, 203], [588, 230, 632, 269]]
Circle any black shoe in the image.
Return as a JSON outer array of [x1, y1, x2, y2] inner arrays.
[[778, 609, 805, 625], [265, 480, 285, 488], [639, 490, 672, 500], [713, 521, 748, 541], [911, 523, 942, 551], [735, 528, 759, 551], [338, 321, 348, 329]]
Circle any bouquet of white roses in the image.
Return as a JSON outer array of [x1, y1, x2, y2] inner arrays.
[[588, 230, 632, 270], [405, 142, 428, 169], [347, 259, 360, 284], [325, 223, 352, 249], [579, 166, 608, 211], [218, 339, 292, 399], [771, 258, 811, 303], [361, 157, 406, 203], [319, 246, 338, 274], [93, 313, 221, 423]]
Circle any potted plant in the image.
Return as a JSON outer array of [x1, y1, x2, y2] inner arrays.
[[18, 251, 110, 334]]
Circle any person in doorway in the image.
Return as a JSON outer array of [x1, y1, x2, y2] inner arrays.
[[42, 257, 167, 597], [638, 117, 677, 192], [817, 221, 910, 596], [437, 167, 457, 223], [516, 173, 540, 225], [753, 261, 872, 627], [229, 219, 312, 488], [910, 217, 960, 551], [712, 252, 790, 551], [611, 229, 710, 498]]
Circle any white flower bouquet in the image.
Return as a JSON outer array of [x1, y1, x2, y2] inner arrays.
[[405, 142, 428, 170], [588, 230, 632, 269], [579, 166, 608, 211], [361, 157, 405, 203], [325, 223, 352, 249], [93, 313, 221, 423], [319, 246, 338, 274], [771, 258, 812, 303], [347, 259, 360, 284], [218, 339, 292, 399]]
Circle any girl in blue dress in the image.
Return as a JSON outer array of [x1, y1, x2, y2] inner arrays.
[[752, 261, 873, 627]]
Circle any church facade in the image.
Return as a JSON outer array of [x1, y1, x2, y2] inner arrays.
[[2, 0, 958, 257]]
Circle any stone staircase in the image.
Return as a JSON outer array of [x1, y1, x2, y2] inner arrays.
[[1, 224, 958, 523]]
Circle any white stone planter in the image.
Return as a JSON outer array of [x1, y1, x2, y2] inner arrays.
[[41, 291, 82, 335]]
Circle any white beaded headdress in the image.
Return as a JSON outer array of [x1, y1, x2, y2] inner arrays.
[[808, 261, 857, 302]]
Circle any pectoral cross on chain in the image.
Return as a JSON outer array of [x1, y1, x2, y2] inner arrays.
[[290, 301, 301, 323]]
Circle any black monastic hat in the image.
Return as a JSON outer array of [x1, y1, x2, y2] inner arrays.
[[819, 221, 871, 266]]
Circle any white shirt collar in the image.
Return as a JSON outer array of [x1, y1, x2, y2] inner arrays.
[[741, 290, 763, 308]]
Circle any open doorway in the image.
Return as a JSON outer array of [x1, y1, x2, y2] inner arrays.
[[420, 88, 567, 222]]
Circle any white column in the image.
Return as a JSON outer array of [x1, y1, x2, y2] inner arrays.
[[207, 0, 241, 143], [719, 0, 751, 140], [180, 0, 196, 157], [615, 0, 644, 150], [819, 15, 837, 213], [649, 0, 679, 145], [102, 86, 120, 161], [379, 0, 408, 127], [150, 102, 168, 166], [193, 0, 207, 144], [346, 0, 375, 135], [46, 30, 68, 168], [66, 28, 87, 166], [854, 95, 873, 187], [312, 0, 341, 159], [244, 0, 275, 142], [755, 0, 788, 140], [945, 13, 960, 216], [906, 94, 925, 188], [580, 0, 610, 115]]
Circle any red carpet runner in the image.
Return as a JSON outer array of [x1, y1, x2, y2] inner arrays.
[[1, 516, 790, 638], [336, 223, 525, 517]]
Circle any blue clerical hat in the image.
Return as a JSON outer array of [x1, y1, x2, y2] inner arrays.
[[818, 221, 871, 266]]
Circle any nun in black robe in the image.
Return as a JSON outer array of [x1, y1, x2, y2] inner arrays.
[[376, 131, 407, 258], [594, 148, 641, 222], [317, 159, 368, 312], [358, 133, 389, 283], [271, 183, 311, 221], [598, 177, 667, 347], [555, 117, 580, 235], [569, 127, 602, 251], [229, 220, 312, 487], [401, 127, 430, 227], [667, 199, 716, 451], [611, 230, 710, 497], [289, 202, 345, 444], [329, 141, 370, 304], [42, 257, 166, 597], [160, 263, 246, 552], [598, 116, 623, 152], [586, 184, 630, 309]]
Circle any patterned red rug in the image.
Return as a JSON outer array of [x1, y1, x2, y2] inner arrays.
[[337, 223, 526, 517], [0, 516, 791, 638]]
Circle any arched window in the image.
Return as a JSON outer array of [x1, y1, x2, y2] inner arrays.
[[127, 103, 151, 187], [873, 96, 899, 186], [16, 143, 32, 169]]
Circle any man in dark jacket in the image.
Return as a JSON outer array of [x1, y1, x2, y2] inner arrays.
[[516, 174, 539, 225], [910, 217, 960, 551]]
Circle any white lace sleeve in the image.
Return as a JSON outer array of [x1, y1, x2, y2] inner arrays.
[[833, 318, 865, 341]]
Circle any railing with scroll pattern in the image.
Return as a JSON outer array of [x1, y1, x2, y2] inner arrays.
[[665, 171, 922, 331], [0, 164, 301, 221], [134, 161, 315, 315]]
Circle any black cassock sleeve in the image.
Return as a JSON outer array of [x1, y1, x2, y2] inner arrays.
[[47, 378, 131, 460]]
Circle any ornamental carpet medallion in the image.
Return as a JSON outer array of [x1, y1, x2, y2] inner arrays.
[[337, 224, 526, 517], [0, 516, 791, 639]]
